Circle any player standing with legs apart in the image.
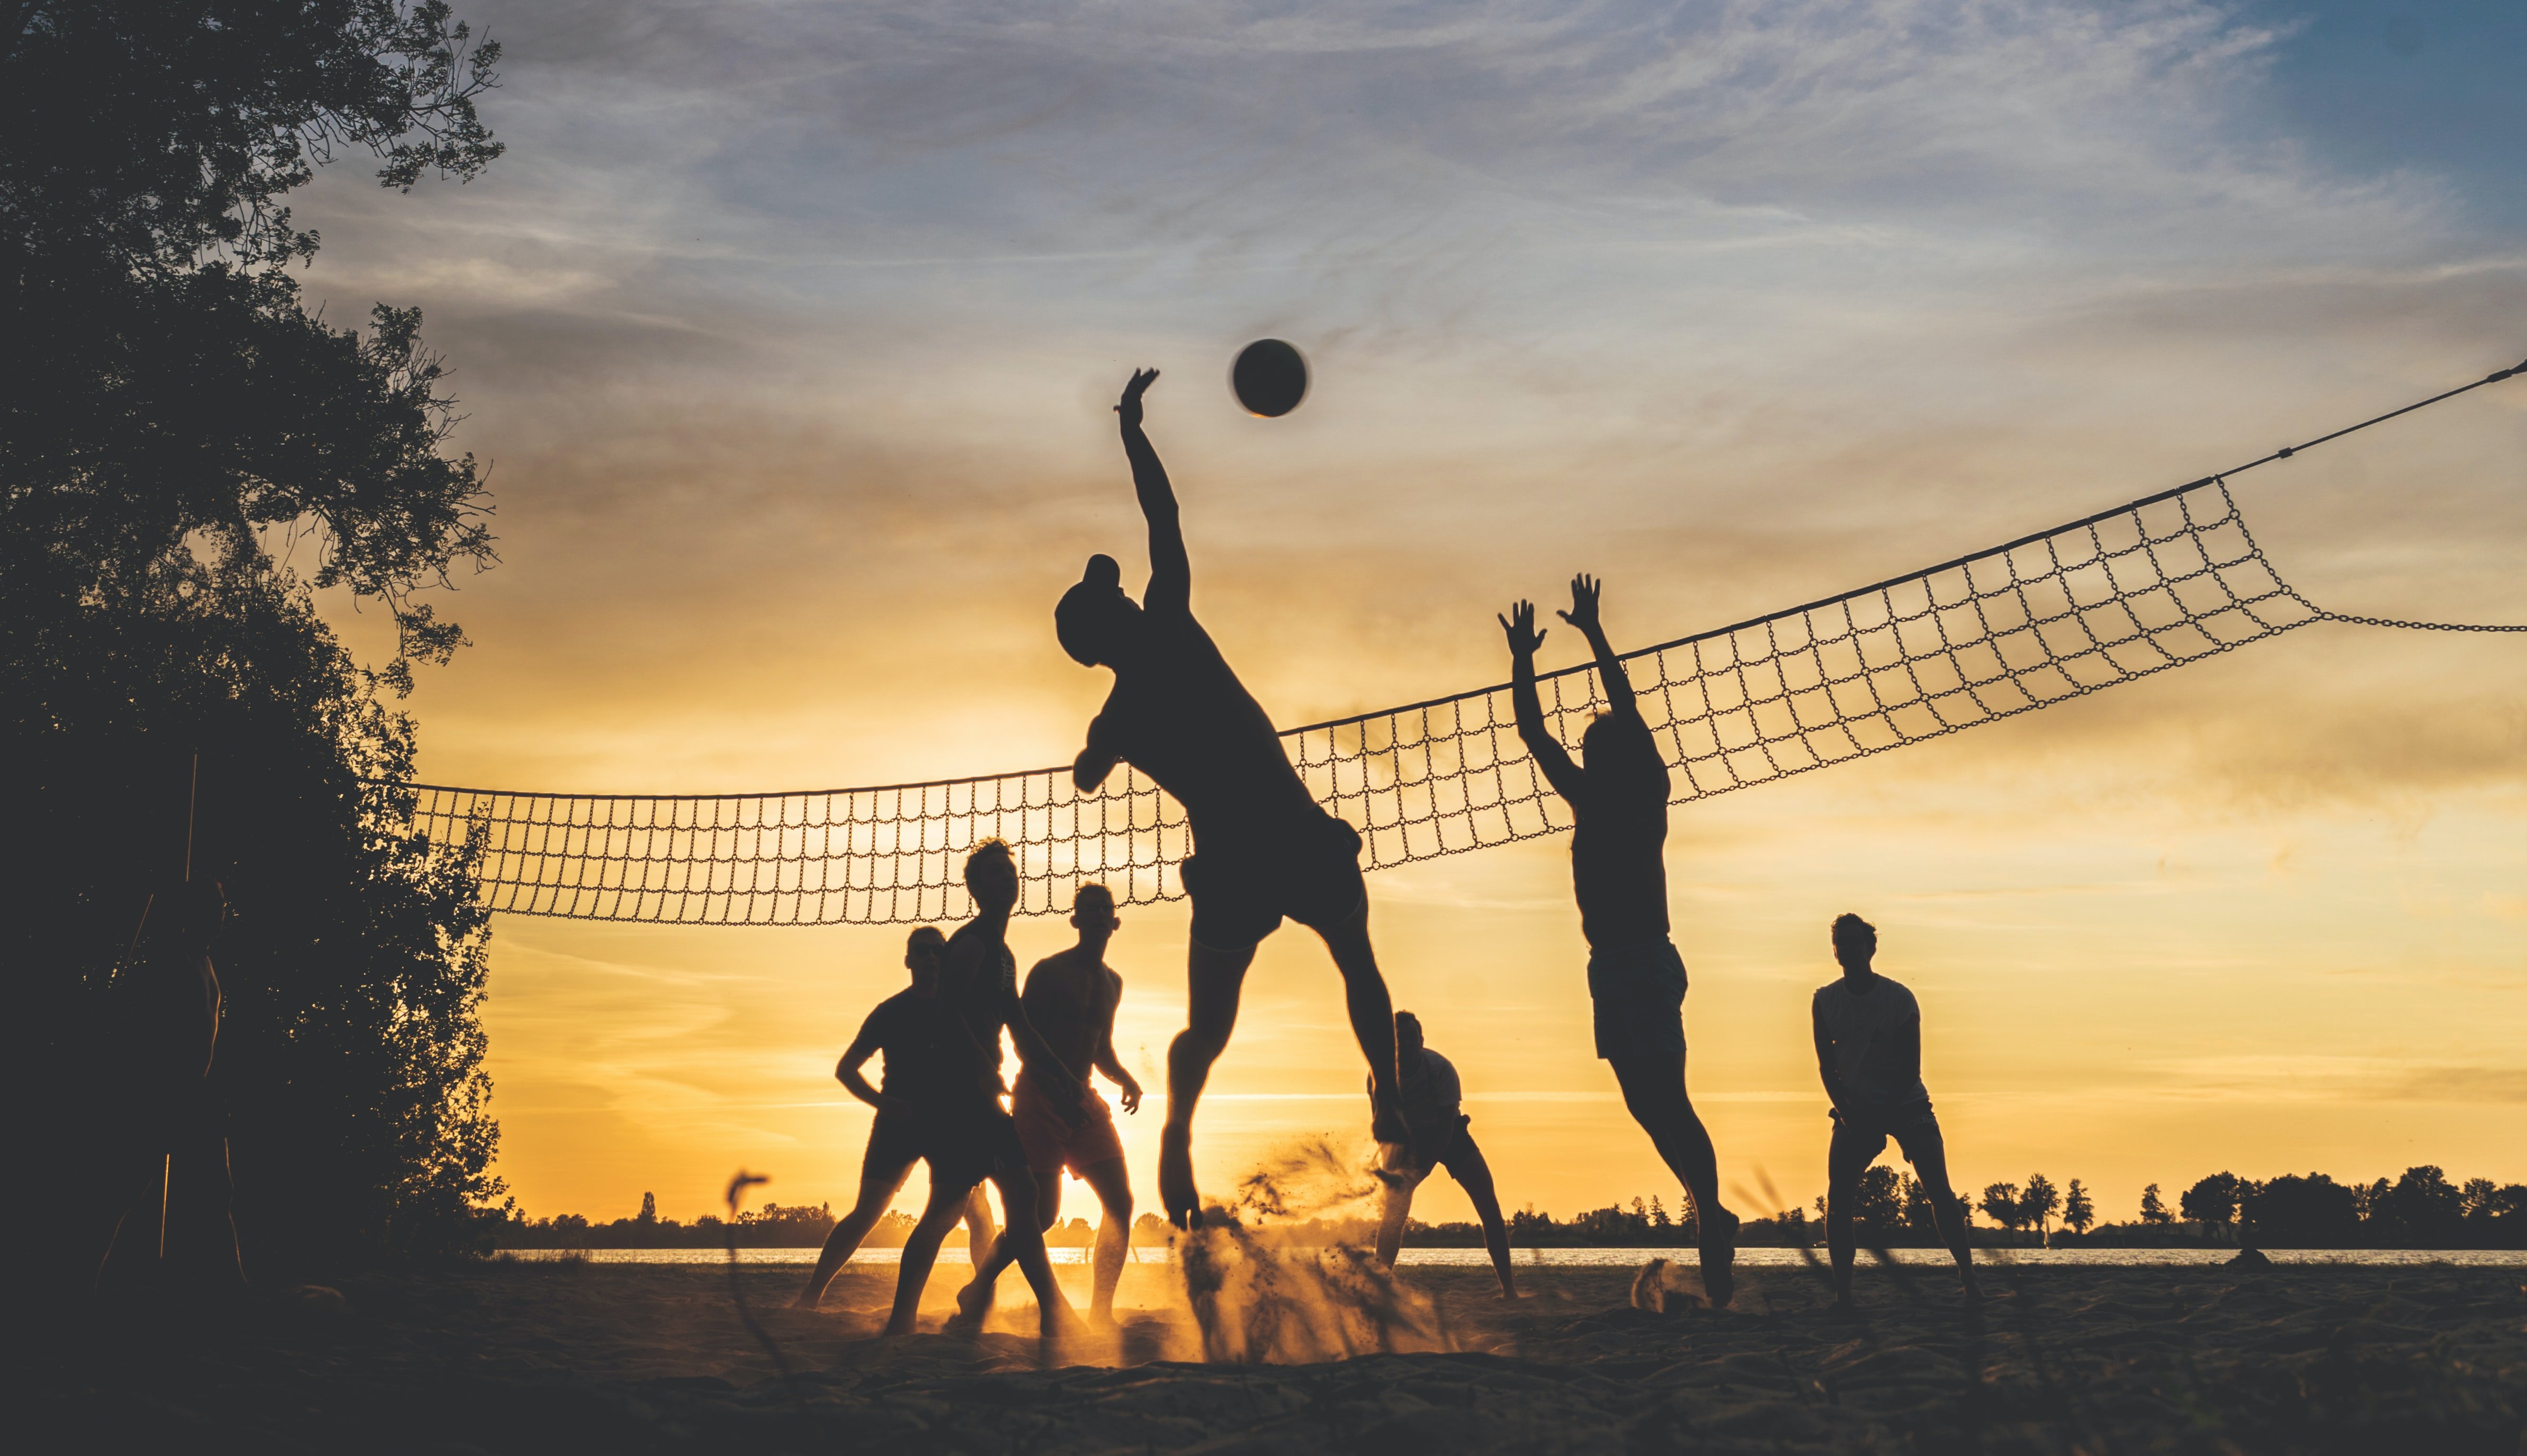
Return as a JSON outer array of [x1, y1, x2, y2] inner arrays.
[[1813, 913, 1979, 1308], [955, 884, 1145, 1325], [1500, 575, 1741, 1305], [882, 842, 1081, 1340], [793, 926, 996, 1310], [1367, 1012, 1518, 1298], [1058, 369, 1406, 1228]]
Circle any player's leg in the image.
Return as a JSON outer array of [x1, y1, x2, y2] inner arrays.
[[1607, 1048, 1738, 1303], [1823, 1116, 1882, 1308], [1074, 1157, 1135, 1320], [1311, 899, 1403, 1122], [1896, 1117, 1980, 1299], [963, 1184, 996, 1266], [1160, 937, 1256, 1226], [1442, 1135, 1519, 1298], [989, 1162, 1081, 1340], [957, 1169, 1060, 1313], [885, 1171, 979, 1335], [1372, 1146, 1423, 1269], [797, 1140, 917, 1307]]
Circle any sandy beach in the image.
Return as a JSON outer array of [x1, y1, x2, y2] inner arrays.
[[37, 1249, 2525, 1453]]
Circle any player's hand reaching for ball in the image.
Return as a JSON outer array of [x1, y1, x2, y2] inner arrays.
[[1498, 599, 1547, 659], [1558, 573, 1603, 634], [1117, 368, 1159, 429]]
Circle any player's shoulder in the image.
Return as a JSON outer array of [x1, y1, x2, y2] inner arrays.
[[1872, 975, 1923, 1012]]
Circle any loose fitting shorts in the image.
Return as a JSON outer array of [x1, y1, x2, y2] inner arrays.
[[1378, 1113, 1477, 1184], [1180, 809, 1367, 951], [1829, 1101, 1946, 1174], [1586, 938, 1688, 1062], [863, 1109, 930, 1173], [1012, 1073, 1125, 1176], [923, 1101, 1031, 1192]]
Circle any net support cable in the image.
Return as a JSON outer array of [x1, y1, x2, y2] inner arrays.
[[397, 358, 2525, 925]]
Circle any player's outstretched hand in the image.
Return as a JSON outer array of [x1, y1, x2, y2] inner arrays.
[[1117, 368, 1159, 429], [1558, 572, 1603, 634], [1497, 599, 1547, 659], [1117, 1076, 1143, 1115]]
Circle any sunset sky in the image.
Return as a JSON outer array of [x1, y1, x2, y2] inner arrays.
[[295, 0, 2523, 1231]]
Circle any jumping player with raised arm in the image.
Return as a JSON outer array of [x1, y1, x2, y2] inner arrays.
[[1501, 575, 1740, 1306], [793, 926, 996, 1310], [882, 842, 1080, 1340], [1058, 369, 1404, 1228], [955, 883, 1143, 1324], [1813, 913, 1978, 1308]]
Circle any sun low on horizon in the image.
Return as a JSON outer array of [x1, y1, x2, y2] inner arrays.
[[286, 0, 2524, 1237]]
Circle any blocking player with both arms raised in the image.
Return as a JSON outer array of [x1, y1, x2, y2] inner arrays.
[[1813, 912, 1979, 1307], [1057, 368, 1410, 1228], [1500, 574, 1741, 1306]]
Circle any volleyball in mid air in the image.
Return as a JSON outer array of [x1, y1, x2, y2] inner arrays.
[[1231, 338, 1308, 417]]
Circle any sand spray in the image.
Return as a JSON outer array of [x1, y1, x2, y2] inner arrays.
[[1174, 1136, 1455, 1363]]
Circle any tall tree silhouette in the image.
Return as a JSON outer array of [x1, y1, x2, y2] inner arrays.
[[2061, 1178, 2094, 1236], [6, 0, 509, 1282]]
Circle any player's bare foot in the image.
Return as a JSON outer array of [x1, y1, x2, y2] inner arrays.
[[1697, 1207, 1741, 1310], [941, 1274, 996, 1335], [1159, 1124, 1200, 1228]]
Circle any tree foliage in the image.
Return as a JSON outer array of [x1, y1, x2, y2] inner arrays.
[[6, 0, 508, 1279]]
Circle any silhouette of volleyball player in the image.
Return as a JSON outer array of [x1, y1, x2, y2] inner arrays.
[[957, 883, 1144, 1323], [1368, 1011, 1517, 1298], [1058, 368, 1403, 1228], [1501, 575, 1739, 1306], [883, 841, 1079, 1339], [1814, 913, 1978, 1307], [96, 878, 246, 1298], [794, 925, 996, 1310]]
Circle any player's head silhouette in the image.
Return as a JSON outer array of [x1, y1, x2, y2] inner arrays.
[[1056, 553, 1138, 667]]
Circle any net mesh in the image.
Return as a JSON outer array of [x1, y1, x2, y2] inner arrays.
[[404, 476, 2398, 925]]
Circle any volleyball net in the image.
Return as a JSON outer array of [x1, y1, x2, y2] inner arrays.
[[399, 362, 2523, 926]]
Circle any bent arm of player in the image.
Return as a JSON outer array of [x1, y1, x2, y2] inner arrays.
[[836, 1027, 908, 1117], [1074, 714, 1121, 794], [1812, 1000, 1851, 1116], [1117, 368, 1190, 618], [1558, 573, 1646, 729], [1499, 599, 1585, 804], [1092, 1027, 1142, 1113]]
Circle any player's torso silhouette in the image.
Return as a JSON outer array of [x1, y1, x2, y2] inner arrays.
[[1092, 607, 1320, 841]]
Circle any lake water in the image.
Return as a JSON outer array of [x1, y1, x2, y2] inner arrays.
[[496, 1246, 2527, 1268]]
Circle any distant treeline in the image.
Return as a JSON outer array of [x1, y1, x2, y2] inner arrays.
[[491, 1166, 2527, 1252]]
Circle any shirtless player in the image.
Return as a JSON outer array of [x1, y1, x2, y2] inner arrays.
[[1057, 369, 1404, 1227], [882, 842, 1079, 1339], [957, 884, 1143, 1323], [1501, 575, 1739, 1306]]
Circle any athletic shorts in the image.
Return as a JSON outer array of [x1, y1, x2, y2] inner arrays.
[[1586, 938, 1689, 1062], [1011, 1073, 1125, 1176], [1180, 809, 1367, 951], [1829, 1101, 1945, 1173], [922, 1101, 1031, 1192], [863, 1109, 929, 1172], [1378, 1113, 1476, 1183]]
